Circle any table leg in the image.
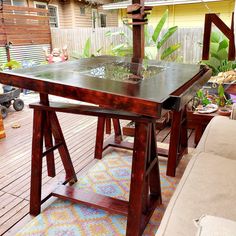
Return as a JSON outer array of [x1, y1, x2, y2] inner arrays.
[[194, 125, 204, 146], [95, 117, 105, 160], [44, 111, 56, 177], [40, 94, 56, 177], [105, 118, 111, 134], [127, 121, 149, 236], [49, 112, 77, 183], [95, 118, 123, 160], [150, 123, 162, 201], [30, 109, 44, 216], [166, 110, 182, 177], [112, 118, 123, 143], [180, 108, 188, 151]]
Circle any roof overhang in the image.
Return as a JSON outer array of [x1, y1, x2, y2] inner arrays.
[[103, 0, 221, 10]]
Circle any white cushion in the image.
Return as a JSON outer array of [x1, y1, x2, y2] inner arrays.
[[230, 103, 236, 120], [196, 116, 236, 160], [195, 215, 236, 236], [157, 152, 236, 236]]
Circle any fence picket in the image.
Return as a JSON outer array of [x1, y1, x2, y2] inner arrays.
[[51, 27, 204, 63]]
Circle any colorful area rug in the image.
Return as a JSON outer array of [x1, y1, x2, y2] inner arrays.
[[16, 147, 191, 236]]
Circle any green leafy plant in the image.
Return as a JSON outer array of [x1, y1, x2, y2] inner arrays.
[[202, 32, 236, 75], [106, 10, 180, 61], [195, 89, 211, 106], [215, 84, 232, 106], [71, 38, 102, 59], [105, 27, 133, 57], [1, 60, 21, 70], [147, 9, 181, 60]]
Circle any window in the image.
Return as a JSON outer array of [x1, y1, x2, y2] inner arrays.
[[80, 6, 85, 15], [11, 0, 27, 6], [34, 2, 47, 9], [34, 2, 59, 28], [99, 14, 106, 27], [48, 5, 59, 28]]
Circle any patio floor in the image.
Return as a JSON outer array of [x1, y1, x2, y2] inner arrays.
[[0, 93, 196, 235]]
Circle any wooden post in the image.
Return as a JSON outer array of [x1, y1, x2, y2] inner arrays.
[[132, 0, 145, 64], [202, 13, 235, 60], [0, 114, 6, 139]]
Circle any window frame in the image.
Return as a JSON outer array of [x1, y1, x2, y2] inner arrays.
[[99, 13, 107, 28], [48, 4, 59, 28], [34, 1, 60, 28]]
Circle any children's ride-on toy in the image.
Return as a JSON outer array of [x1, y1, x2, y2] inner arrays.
[[0, 87, 24, 119]]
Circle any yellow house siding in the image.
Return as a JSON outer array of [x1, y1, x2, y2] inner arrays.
[[119, 0, 234, 28]]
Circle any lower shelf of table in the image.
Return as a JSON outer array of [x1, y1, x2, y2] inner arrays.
[[52, 185, 129, 216]]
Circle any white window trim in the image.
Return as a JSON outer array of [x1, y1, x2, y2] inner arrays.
[[99, 13, 107, 28], [48, 4, 60, 28], [11, 0, 27, 6], [34, 1, 47, 8], [33, 2, 60, 28]]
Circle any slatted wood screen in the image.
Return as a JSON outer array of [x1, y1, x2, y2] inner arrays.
[[0, 4, 51, 46]]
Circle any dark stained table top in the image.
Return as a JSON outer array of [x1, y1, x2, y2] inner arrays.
[[0, 56, 211, 118]]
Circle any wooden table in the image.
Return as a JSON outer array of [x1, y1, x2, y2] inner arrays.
[[187, 109, 229, 146], [0, 56, 211, 235]]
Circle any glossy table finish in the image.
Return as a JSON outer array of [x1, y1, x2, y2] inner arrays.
[[0, 56, 210, 118]]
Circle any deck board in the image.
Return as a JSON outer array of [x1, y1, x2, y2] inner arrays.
[[0, 94, 195, 235]]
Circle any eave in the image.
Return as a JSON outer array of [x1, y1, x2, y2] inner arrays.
[[103, 0, 221, 10]]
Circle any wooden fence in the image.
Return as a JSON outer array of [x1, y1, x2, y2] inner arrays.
[[51, 27, 132, 57], [51, 27, 204, 64], [0, 4, 51, 46]]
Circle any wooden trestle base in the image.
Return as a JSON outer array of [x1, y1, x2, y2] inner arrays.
[[97, 108, 188, 177], [29, 94, 162, 236]]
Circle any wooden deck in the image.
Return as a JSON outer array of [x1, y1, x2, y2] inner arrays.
[[0, 94, 195, 235]]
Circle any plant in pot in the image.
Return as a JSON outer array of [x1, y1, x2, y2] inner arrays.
[[202, 31, 236, 81]]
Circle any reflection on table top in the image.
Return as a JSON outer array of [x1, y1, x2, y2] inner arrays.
[[1, 56, 204, 103]]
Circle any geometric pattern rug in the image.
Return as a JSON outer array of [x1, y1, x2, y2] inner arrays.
[[16, 146, 192, 236]]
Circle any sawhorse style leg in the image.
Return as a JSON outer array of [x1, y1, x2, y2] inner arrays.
[[95, 117, 123, 160], [30, 94, 77, 215], [127, 121, 161, 236], [28, 100, 162, 235]]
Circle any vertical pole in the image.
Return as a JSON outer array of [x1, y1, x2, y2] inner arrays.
[[132, 0, 145, 64], [0, 1, 10, 62]]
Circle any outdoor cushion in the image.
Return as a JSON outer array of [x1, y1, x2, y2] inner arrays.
[[230, 103, 236, 120], [157, 151, 236, 236], [194, 215, 236, 236], [196, 116, 236, 160]]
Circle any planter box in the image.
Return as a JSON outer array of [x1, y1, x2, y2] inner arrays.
[[0, 114, 6, 139]]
